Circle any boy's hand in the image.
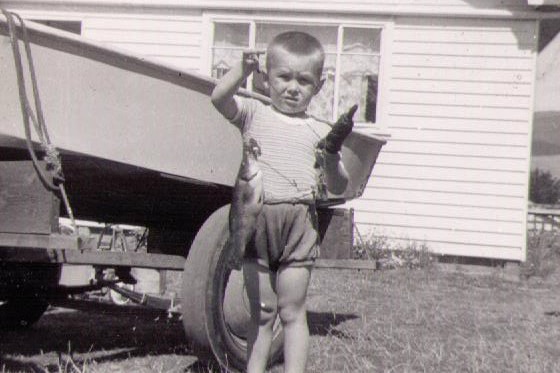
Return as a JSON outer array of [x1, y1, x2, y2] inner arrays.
[[242, 50, 265, 76], [319, 104, 358, 153]]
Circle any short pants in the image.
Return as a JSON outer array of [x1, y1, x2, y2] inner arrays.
[[244, 203, 319, 271]]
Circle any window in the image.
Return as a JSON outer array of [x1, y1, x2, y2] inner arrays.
[[210, 20, 382, 124]]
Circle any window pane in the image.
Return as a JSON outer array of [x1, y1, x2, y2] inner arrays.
[[343, 27, 381, 54], [339, 28, 381, 123], [212, 48, 241, 79], [214, 23, 250, 48], [339, 55, 379, 123], [255, 24, 337, 54], [211, 23, 250, 80], [308, 53, 336, 121]]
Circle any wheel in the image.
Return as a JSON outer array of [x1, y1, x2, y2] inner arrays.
[[0, 263, 61, 329], [182, 205, 283, 372], [0, 298, 49, 329]]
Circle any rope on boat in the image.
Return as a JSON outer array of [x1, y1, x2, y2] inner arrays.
[[2, 9, 77, 230]]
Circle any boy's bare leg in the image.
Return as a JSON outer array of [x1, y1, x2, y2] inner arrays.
[[276, 265, 312, 373], [243, 260, 278, 373]]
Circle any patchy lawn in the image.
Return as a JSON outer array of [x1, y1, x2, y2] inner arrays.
[[3, 257, 560, 372]]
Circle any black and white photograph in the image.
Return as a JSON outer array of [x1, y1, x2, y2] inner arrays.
[[1, 1, 560, 372]]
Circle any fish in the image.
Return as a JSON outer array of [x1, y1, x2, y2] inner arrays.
[[227, 137, 263, 269]]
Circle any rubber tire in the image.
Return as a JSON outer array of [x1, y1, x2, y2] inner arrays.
[[0, 263, 61, 329], [0, 298, 49, 329], [181, 205, 283, 372]]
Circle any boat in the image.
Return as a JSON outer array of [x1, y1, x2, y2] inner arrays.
[[0, 11, 386, 231]]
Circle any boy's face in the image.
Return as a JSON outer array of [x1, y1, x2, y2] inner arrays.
[[264, 46, 324, 116]]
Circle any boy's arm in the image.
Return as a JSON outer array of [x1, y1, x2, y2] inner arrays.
[[323, 152, 349, 195], [319, 105, 358, 195], [211, 50, 263, 122]]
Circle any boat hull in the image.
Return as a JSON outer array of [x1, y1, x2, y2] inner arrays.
[[0, 15, 386, 228]]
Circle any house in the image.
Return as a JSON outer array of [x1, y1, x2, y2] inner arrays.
[[2, 0, 560, 262]]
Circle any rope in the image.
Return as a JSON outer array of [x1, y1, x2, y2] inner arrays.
[[2, 10, 76, 229]]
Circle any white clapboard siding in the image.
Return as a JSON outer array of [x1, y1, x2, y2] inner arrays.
[[378, 152, 527, 172], [393, 21, 536, 44], [388, 116, 530, 134], [391, 91, 531, 111], [356, 210, 524, 236], [362, 188, 525, 210], [364, 235, 525, 261], [352, 16, 536, 261], [392, 67, 533, 87], [386, 128, 528, 147], [383, 140, 528, 159], [391, 79, 533, 98], [82, 14, 204, 71], [393, 54, 533, 71], [390, 103, 529, 122], [369, 176, 525, 197], [372, 163, 527, 186], [353, 210, 524, 245], [359, 199, 524, 222]]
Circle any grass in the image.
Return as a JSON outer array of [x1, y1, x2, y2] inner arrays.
[[522, 230, 560, 280], [302, 268, 560, 373], [3, 231, 560, 372]]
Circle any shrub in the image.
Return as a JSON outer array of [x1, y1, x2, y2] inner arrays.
[[530, 168, 560, 204], [353, 231, 434, 269]]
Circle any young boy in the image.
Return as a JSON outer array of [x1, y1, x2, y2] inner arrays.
[[211, 31, 356, 373]]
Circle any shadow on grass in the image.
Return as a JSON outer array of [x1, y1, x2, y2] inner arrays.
[[0, 298, 203, 371], [0, 299, 359, 372], [0, 299, 189, 356], [307, 311, 359, 338]]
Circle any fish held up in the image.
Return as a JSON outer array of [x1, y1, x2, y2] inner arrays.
[[227, 137, 263, 270]]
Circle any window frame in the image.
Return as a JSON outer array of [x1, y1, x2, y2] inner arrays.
[[203, 12, 393, 129]]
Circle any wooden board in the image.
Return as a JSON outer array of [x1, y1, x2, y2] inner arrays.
[[317, 208, 354, 260], [0, 161, 59, 234]]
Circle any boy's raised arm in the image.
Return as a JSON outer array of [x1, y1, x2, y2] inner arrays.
[[320, 105, 358, 195], [211, 50, 263, 122]]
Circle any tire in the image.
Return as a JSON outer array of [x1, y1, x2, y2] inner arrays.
[[182, 205, 283, 372], [0, 298, 49, 329], [0, 263, 61, 329]]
